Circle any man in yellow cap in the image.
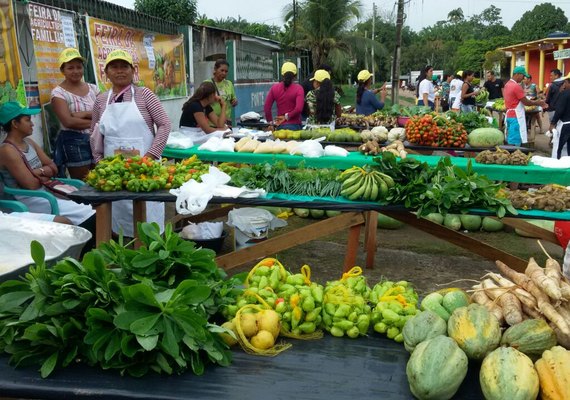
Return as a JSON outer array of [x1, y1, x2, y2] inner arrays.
[[263, 61, 304, 130]]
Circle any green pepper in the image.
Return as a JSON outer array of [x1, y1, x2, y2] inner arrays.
[[333, 319, 354, 332], [386, 326, 400, 339], [356, 314, 370, 334], [298, 321, 316, 334], [346, 326, 360, 338], [381, 309, 401, 324], [304, 307, 321, 322], [310, 285, 323, 303], [374, 322, 387, 333], [334, 304, 351, 318], [324, 303, 336, 316], [301, 296, 315, 313], [330, 326, 344, 337]]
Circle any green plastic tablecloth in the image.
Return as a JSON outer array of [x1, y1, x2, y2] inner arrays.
[[162, 146, 570, 185]]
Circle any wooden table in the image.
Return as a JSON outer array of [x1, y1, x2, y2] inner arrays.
[[67, 187, 566, 274]]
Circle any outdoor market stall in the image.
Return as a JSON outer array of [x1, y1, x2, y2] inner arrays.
[[162, 146, 570, 185]]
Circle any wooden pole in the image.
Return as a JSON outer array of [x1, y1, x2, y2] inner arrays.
[[391, 0, 405, 105]]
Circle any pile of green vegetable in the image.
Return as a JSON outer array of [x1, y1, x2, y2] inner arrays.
[[228, 161, 342, 198], [445, 110, 492, 133], [373, 152, 517, 218], [0, 223, 242, 377]]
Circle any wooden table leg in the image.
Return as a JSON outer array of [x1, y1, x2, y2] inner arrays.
[[95, 202, 112, 246], [215, 212, 365, 270], [133, 200, 147, 249], [343, 223, 362, 273], [364, 211, 378, 269]]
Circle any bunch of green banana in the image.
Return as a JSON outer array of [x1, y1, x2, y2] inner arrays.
[[338, 166, 395, 201]]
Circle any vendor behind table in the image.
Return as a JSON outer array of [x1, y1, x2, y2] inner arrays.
[[89, 49, 171, 237], [355, 69, 386, 116], [208, 59, 238, 127], [264, 61, 304, 131], [180, 81, 228, 133], [305, 69, 342, 126]]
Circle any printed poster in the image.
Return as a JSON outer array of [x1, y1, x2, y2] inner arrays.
[[0, 0, 25, 105], [87, 16, 187, 99], [28, 2, 77, 105]]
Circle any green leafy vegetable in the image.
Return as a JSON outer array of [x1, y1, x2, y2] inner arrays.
[[0, 223, 242, 378]]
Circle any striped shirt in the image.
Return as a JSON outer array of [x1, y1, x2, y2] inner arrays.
[[90, 85, 171, 162], [51, 83, 99, 134]]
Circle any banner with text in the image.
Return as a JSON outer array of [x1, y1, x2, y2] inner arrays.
[[28, 2, 77, 106], [0, 0, 24, 105], [87, 17, 187, 99]]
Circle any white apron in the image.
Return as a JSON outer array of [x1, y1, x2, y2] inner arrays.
[[100, 86, 164, 237], [552, 120, 570, 158], [505, 100, 528, 144]]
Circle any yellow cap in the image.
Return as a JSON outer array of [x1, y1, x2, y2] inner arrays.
[[357, 70, 373, 82], [104, 49, 133, 68], [456, 70, 463, 76], [281, 61, 297, 75], [310, 69, 331, 82], [58, 48, 86, 68]]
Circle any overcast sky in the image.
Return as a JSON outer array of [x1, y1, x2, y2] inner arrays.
[[107, 0, 570, 32]]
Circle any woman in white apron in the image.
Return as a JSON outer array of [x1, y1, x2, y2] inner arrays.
[[548, 77, 570, 158], [179, 81, 228, 143], [90, 49, 172, 237]]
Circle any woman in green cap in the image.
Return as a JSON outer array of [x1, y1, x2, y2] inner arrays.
[[51, 48, 99, 180], [0, 101, 95, 226]]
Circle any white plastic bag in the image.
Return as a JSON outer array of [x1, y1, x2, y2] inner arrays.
[[166, 131, 194, 149], [292, 139, 324, 157], [227, 208, 287, 236], [170, 166, 231, 215], [324, 145, 349, 157], [198, 136, 236, 152], [180, 222, 224, 240]]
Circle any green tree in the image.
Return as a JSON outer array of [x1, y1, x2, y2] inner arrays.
[[447, 8, 464, 24], [282, 0, 362, 70], [510, 3, 568, 43], [134, 0, 197, 25]]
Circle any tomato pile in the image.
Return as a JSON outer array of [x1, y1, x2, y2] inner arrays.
[[85, 155, 209, 192], [405, 114, 468, 148]]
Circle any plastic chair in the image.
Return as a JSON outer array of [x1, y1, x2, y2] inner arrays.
[[0, 199, 29, 212], [1, 176, 85, 215]]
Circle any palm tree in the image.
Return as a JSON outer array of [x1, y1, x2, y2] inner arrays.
[[447, 8, 464, 24], [282, 0, 362, 69]]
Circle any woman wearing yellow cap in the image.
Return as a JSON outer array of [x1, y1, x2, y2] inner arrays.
[[51, 48, 99, 180], [355, 69, 386, 116], [305, 69, 341, 126], [263, 61, 305, 130], [90, 49, 171, 237]]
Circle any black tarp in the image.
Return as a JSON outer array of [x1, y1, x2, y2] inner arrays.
[[0, 334, 483, 399]]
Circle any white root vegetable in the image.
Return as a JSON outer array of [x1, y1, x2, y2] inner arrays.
[[481, 279, 523, 326], [495, 260, 570, 337], [561, 281, 570, 301], [525, 257, 562, 302], [485, 272, 538, 310], [522, 304, 545, 320], [471, 284, 504, 324], [545, 258, 563, 290]]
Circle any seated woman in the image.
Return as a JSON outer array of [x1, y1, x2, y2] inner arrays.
[[0, 101, 94, 228], [305, 69, 342, 126], [179, 81, 227, 133], [355, 69, 386, 116]]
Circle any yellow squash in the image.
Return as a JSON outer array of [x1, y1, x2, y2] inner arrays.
[[535, 346, 570, 400]]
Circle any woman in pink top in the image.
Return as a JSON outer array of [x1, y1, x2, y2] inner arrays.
[[264, 62, 304, 130]]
